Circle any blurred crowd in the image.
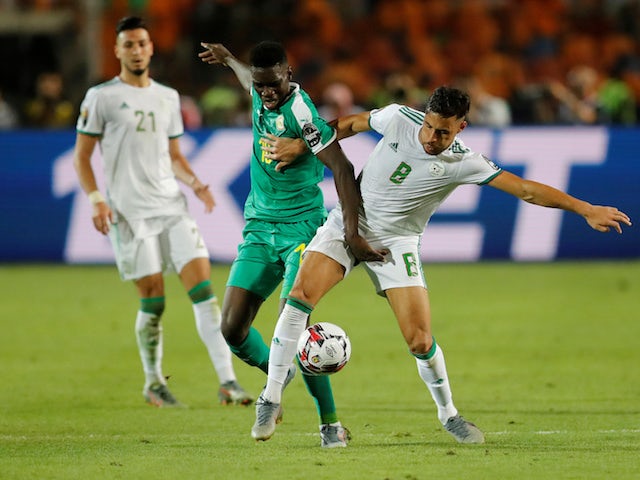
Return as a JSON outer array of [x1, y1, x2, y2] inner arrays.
[[2, 0, 640, 130]]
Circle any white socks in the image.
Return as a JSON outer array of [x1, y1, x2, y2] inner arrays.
[[263, 303, 310, 403], [193, 297, 235, 384], [415, 343, 458, 424]]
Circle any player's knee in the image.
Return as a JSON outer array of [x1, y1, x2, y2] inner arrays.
[[407, 334, 433, 356], [135, 272, 164, 296], [289, 283, 315, 304], [220, 311, 246, 346], [221, 324, 242, 347], [220, 313, 235, 342]]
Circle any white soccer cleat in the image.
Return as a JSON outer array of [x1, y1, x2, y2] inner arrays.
[[143, 382, 186, 408], [444, 415, 485, 444], [320, 424, 351, 448], [251, 364, 297, 440], [218, 380, 253, 406], [251, 395, 281, 441]]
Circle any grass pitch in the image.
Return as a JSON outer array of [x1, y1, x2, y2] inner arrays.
[[1, 262, 639, 479]]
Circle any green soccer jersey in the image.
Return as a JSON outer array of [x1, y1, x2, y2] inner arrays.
[[245, 82, 337, 222]]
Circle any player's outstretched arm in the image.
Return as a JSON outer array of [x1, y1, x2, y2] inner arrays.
[[199, 42, 252, 91], [331, 111, 372, 140], [489, 170, 632, 233], [265, 111, 374, 171]]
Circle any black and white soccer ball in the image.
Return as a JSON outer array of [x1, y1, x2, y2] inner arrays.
[[296, 322, 351, 375]]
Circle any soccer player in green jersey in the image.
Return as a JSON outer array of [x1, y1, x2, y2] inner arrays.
[[199, 41, 385, 447]]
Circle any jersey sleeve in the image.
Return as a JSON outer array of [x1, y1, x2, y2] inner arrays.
[[368, 103, 402, 135], [460, 151, 503, 185], [76, 87, 103, 136], [290, 93, 337, 155], [167, 89, 184, 139]]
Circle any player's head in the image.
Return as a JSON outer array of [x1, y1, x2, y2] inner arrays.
[[419, 86, 470, 155], [426, 86, 471, 119], [115, 16, 153, 77], [249, 41, 292, 110]]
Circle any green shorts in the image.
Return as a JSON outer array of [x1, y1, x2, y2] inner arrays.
[[227, 217, 325, 299]]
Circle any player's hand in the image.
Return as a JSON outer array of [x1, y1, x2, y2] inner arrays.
[[346, 234, 389, 262], [92, 202, 113, 235], [261, 134, 308, 172], [195, 184, 215, 213], [199, 42, 232, 65], [584, 205, 631, 233]]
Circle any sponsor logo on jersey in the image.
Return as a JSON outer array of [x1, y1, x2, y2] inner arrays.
[[119, 102, 130, 110], [429, 161, 445, 177], [302, 123, 321, 148], [482, 155, 500, 170], [276, 115, 285, 131], [389, 142, 398, 152]]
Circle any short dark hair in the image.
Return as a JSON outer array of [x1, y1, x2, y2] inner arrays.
[[426, 86, 470, 119], [249, 41, 287, 68], [116, 16, 147, 35]]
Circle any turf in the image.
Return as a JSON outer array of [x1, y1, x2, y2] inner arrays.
[[1, 262, 639, 479]]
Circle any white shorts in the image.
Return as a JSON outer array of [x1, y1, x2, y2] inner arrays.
[[306, 210, 427, 296], [108, 214, 209, 281]]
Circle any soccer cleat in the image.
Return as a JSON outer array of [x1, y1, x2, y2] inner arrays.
[[143, 382, 186, 408], [444, 415, 485, 444], [251, 395, 281, 441], [320, 424, 351, 448], [218, 380, 253, 406], [252, 364, 297, 440], [271, 364, 298, 424]]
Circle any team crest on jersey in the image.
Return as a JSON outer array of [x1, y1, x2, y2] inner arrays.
[[482, 155, 500, 170], [429, 161, 445, 177], [275, 115, 285, 131], [302, 123, 321, 148]]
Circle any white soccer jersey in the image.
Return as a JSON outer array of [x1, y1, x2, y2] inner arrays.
[[77, 77, 186, 220], [354, 103, 503, 235]]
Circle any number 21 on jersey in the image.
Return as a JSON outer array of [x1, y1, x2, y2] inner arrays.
[[135, 110, 156, 132]]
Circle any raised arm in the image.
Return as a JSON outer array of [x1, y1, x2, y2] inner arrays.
[[199, 42, 253, 92], [489, 170, 632, 233]]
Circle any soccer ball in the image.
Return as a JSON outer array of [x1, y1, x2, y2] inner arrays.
[[296, 322, 351, 375]]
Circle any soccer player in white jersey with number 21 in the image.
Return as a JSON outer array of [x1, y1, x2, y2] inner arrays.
[[255, 86, 632, 444], [73, 16, 251, 408]]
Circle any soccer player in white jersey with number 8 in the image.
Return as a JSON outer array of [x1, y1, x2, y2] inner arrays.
[[255, 86, 632, 444], [73, 16, 251, 408]]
